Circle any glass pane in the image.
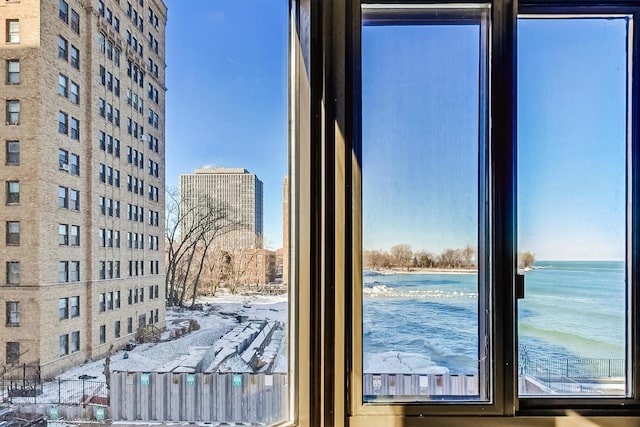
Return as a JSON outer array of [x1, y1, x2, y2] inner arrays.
[[362, 5, 490, 402], [517, 17, 629, 397]]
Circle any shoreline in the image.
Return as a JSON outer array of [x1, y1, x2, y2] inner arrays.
[[367, 267, 478, 275]]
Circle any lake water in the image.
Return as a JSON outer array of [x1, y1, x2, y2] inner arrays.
[[363, 261, 625, 374]]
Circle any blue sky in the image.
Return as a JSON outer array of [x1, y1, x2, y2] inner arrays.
[[165, 0, 288, 249], [362, 17, 628, 261], [164, 4, 628, 260]]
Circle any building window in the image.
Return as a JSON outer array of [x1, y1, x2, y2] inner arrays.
[[6, 301, 19, 326], [58, 186, 68, 208], [107, 292, 113, 310], [58, 74, 68, 97], [99, 325, 106, 344], [58, 261, 68, 282], [6, 181, 19, 204], [59, 334, 69, 356], [114, 320, 121, 338], [99, 260, 105, 278], [6, 141, 18, 165], [5, 221, 19, 245], [59, 149, 68, 170], [70, 296, 79, 317], [70, 153, 79, 176], [70, 117, 79, 140], [6, 20, 19, 44], [99, 293, 105, 312], [70, 225, 79, 246], [69, 189, 79, 210], [6, 59, 19, 84], [58, 111, 68, 134], [6, 261, 19, 285], [70, 260, 79, 282], [58, 224, 68, 245], [6, 100, 19, 125], [70, 9, 80, 34], [59, 0, 68, 23], [70, 81, 79, 104], [58, 36, 68, 60], [6, 342, 19, 364], [58, 298, 68, 320], [127, 317, 132, 334], [71, 331, 79, 352], [70, 45, 79, 69], [115, 290, 120, 308]]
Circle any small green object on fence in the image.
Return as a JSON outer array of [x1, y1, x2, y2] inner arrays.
[[96, 407, 105, 421], [141, 373, 150, 385], [233, 374, 242, 387], [49, 406, 59, 420], [187, 373, 195, 385]]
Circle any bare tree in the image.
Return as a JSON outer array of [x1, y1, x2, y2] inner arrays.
[[390, 244, 413, 271], [165, 187, 247, 307]]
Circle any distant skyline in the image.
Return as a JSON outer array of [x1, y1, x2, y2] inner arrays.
[[165, 0, 288, 249]]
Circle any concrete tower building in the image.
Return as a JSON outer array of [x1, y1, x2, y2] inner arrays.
[[179, 167, 264, 250], [0, 0, 167, 377]]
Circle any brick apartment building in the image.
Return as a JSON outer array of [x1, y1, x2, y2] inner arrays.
[[0, 0, 166, 378]]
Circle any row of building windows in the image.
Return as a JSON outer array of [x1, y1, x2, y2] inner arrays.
[[58, 111, 80, 140], [148, 134, 159, 154], [58, 74, 80, 105], [148, 210, 159, 226], [127, 203, 144, 222], [127, 147, 145, 169], [147, 6, 159, 31], [126, 88, 144, 114], [59, 186, 80, 210], [58, 36, 79, 69], [147, 58, 159, 79], [59, 331, 80, 356], [99, 131, 121, 158], [126, 1, 145, 33], [58, 260, 80, 283], [126, 117, 144, 138], [127, 60, 144, 88], [97, 1, 121, 34], [148, 159, 159, 177], [59, 149, 80, 175], [99, 228, 121, 248], [98, 163, 121, 187], [99, 196, 121, 217], [58, 296, 80, 320], [58, 0, 80, 34], [99, 98, 121, 126], [99, 260, 121, 280], [98, 290, 121, 311], [126, 30, 144, 58], [147, 108, 158, 129], [99, 66, 120, 96], [147, 83, 159, 104], [147, 32, 158, 55], [98, 33, 121, 67], [58, 224, 80, 246]]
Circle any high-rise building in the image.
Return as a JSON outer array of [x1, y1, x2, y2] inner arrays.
[[179, 167, 264, 250], [0, 0, 167, 378]]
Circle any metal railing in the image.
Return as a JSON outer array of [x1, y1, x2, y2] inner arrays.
[[1, 378, 108, 406]]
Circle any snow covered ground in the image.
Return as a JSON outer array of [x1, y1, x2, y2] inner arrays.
[[57, 292, 288, 383]]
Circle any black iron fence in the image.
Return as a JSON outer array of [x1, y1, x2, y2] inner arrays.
[[1, 377, 108, 406], [519, 352, 625, 382]]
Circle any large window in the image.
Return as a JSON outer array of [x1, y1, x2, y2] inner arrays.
[[6, 20, 19, 44], [286, 0, 640, 423], [361, 6, 489, 403]]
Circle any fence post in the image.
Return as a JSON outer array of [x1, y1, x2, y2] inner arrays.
[[82, 378, 86, 408], [59, 378, 62, 404]]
